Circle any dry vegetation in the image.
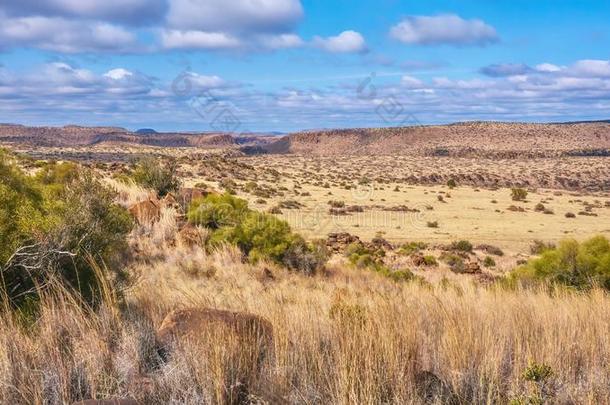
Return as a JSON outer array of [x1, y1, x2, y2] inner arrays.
[[1, 134, 610, 404], [2, 203, 609, 404]]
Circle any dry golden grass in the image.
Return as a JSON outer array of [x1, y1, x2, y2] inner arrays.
[[1, 204, 609, 404], [2, 151, 609, 404]]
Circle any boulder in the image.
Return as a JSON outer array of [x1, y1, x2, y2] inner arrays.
[[161, 192, 180, 209], [128, 199, 161, 225], [156, 308, 274, 367], [177, 187, 209, 208], [463, 261, 481, 274]]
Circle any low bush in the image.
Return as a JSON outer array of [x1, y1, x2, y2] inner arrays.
[[423, 255, 438, 266], [397, 241, 428, 255], [530, 240, 555, 255], [511, 187, 528, 201], [511, 236, 610, 291], [188, 193, 327, 273], [131, 156, 180, 196], [451, 240, 473, 253]]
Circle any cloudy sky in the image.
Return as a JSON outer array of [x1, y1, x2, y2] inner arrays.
[[0, 0, 609, 132]]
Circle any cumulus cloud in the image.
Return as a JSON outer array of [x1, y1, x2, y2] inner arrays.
[[257, 33, 304, 49], [390, 14, 499, 46], [535, 63, 562, 73], [166, 0, 303, 33], [571, 59, 610, 77], [0, 12, 138, 53], [0, 0, 166, 25], [313, 30, 367, 53], [160, 30, 242, 50], [159, 0, 306, 51]]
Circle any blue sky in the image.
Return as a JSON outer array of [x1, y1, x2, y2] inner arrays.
[[0, 0, 609, 132]]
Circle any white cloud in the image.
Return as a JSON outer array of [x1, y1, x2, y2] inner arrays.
[[166, 0, 303, 33], [390, 14, 498, 46], [0, 13, 137, 53], [161, 29, 242, 50], [401, 75, 424, 89], [104, 68, 134, 80], [535, 63, 562, 73], [571, 59, 610, 77], [1, 0, 166, 25], [313, 30, 367, 53], [258, 33, 304, 49]]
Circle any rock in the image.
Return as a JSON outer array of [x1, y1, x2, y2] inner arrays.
[[177, 187, 209, 208], [161, 192, 180, 210], [411, 253, 426, 266], [371, 236, 393, 251], [156, 308, 274, 368], [326, 232, 362, 253], [463, 261, 481, 274], [128, 199, 161, 225]]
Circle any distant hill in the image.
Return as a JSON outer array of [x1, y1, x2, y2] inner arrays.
[[0, 124, 266, 148], [257, 121, 610, 158], [3, 121, 610, 157], [135, 128, 158, 134]]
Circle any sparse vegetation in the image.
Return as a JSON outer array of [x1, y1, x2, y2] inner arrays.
[[512, 236, 610, 290], [131, 156, 180, 196], [511, 187, 528, 201]]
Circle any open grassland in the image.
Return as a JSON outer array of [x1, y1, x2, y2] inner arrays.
[[2, 145, 610, 404], [1, 204, 609, 404]]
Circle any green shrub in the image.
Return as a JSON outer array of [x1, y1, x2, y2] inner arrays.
[[188, 193, 327, 273], [511, 236, 610, 291], [447, 178, 457, 188], [188, 193, 249, 229], [397, 241, 428, 255], [483, 256, 496, 267], [1, 155, 132, 308], [451, 240, 473, 252], [131, 156, 180, 196], [511, 187, 528, 201], [423, 255, 438, 266]]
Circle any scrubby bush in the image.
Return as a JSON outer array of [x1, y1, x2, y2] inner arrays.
[[188, 193, 327, 273], [511, 236, 610, 291], [530, 240, 555, 255], [1, 155, 133, 308], [131, 156, 180, 196], [483, 256, 496, 267], [397, 241, 428, 255], [451, 240, 473, 252], [188, 193, 249, 229], [511, 187, 528, 201], [447, 178, 457, 189]]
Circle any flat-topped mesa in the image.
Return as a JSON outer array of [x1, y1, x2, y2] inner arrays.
[[0, 124, 239, 148], [262, 121, 610, 157]]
